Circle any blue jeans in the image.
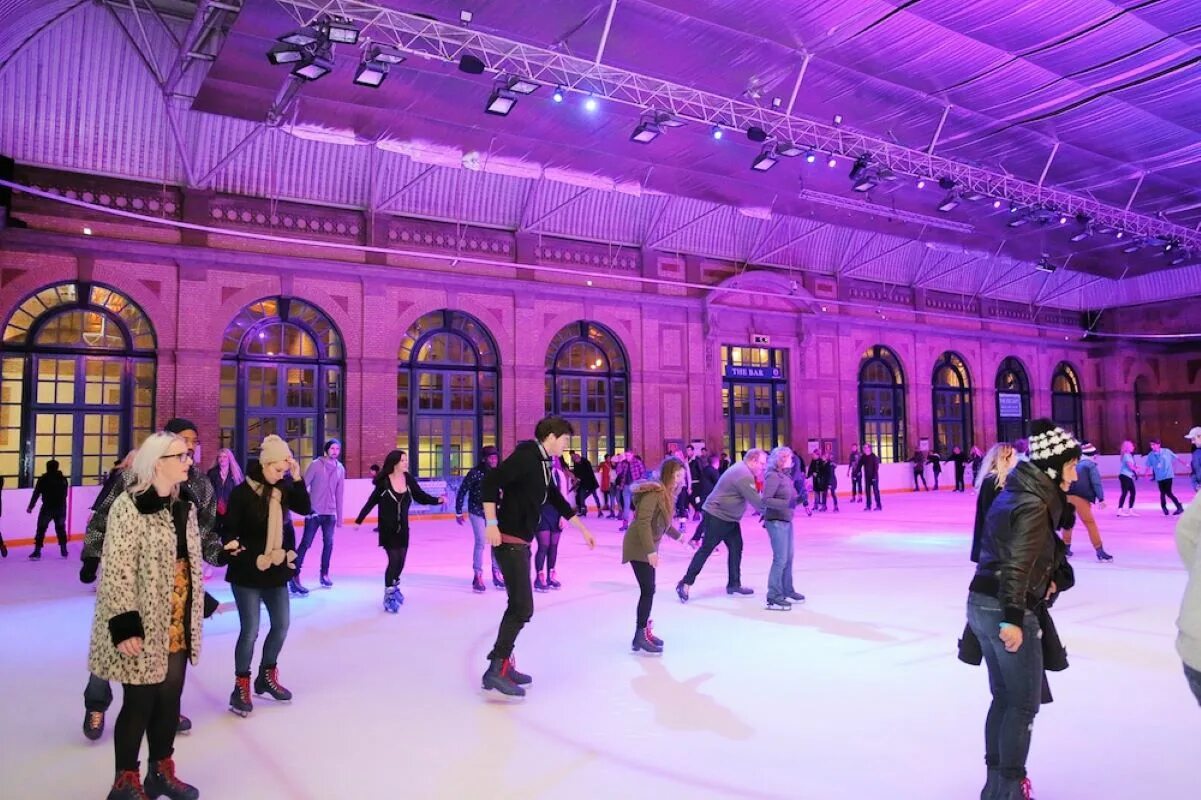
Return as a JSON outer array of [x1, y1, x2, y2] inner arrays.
[[469, 514, 500, 574], [1186, 663, 1201, 707], [298, 514, 337, 576], [231, 584, 290, 675], [966, 592, 1042, 798], [765, 519, 795, 600]]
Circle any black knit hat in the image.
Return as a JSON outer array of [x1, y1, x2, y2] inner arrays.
[[1026, 419, 1081, 481], [164, 418, 198, 435], [480, 445, 498, 460]]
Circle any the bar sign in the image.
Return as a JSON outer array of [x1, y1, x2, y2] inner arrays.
[[752, 334, 771, 345], [725, 365, 782, 380]]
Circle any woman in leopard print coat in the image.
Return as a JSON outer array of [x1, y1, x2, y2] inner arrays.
[[87, 432, 206, 800]]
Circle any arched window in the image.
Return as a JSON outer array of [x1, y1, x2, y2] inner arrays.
[[398, 310, 500, 479], [995, 357, 1031, 443], [545, 322, 629, 464], [219, 297, 343, 465], [932, 351, 973, 454], [1050, 361, 1083, 439], [1, 282, 156, 486], [858, 345, 906, 463]]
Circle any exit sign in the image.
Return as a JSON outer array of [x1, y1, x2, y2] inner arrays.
[[752, 334, 771, 345]]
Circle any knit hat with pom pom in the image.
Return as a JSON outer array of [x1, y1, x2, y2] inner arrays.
[[1026, 419, 1082, 481]]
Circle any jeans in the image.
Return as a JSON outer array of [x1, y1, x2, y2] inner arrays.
[[1185, 663, 1201, 707], [1157, 478, 1183, 513], [850, 474, 862, 500], [955, 467, 967, 492], [297, 514, 337, 576], [681, 513, 744, 589], [621, 486, 633, 522], [631, 560, 655, 627], [765, 519, 795, 601], [34, 507, 67, 552], [487, 543, 533, 660], [1118, 475, 1136, 509], [966, 592, 1042, 795], [231, 584, 291, 675], [864, 478, 882, 509], [468, 514, 501, 574], [84, 672, 114, 713], [114, 652, 186, 772], [576, 485, 601, 514]]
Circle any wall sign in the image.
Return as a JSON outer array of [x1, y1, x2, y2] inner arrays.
[[752, 334, 771, 345], [998, 392, 1024, 419], [724, 365, 783, 380]]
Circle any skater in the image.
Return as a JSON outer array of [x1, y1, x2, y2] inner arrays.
[[455, 446, 505, 591], [88, 432, 204, 800], [1188, 426, 1201, 493], [950, 446, 968, 492], [221, 435, 311, 718], [1146, 438, 1187, 516], [80, 418, 218, 742], [1178, 492, 1201, 706], [860, 444, 882, 511], [911, 448, 929, 491], [599, 453, 615, 517], [966, 420, 1080, 800], [847, 443, 863, 502], [689, 453, 724, 547], [480, 416, 596, 697], [623, 457, 687, 654], [822, 445, 840, 512], [534, 457, 574, 592], [1116, 440, 1141, 516], [26, 459, 69, 559], [356, 449, 445, 610], [969, 446, 985, 490], [207, 448, 243, 536], [929, 450, 943, 491], [613, 452, 633, 531], [1065, 443, 1112, 561], [676, 448, 770, 602], [970, 443, 1017, 563], [762, 446, 804, 610], [296, 439, 345, 592], [808, 449, 828, 511], [571, 451, 601, 517]]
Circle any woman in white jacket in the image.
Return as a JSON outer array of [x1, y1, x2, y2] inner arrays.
[[1177, 494, 1201, 706]]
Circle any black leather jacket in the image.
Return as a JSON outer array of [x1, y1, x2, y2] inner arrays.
[[970, 461, 1064, 626]]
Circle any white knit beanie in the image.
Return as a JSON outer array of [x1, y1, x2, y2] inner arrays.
[[1026, 420, 1082, 481], [259, 434, 293, 467]]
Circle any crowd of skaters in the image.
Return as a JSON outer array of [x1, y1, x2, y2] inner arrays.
[[6, 411, 1201, 799]]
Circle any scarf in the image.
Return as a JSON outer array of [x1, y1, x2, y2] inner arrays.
[[245, 478, 296, 572]]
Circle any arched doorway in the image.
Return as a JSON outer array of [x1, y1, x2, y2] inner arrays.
[[545, 321, 629, 463], [858, 345, 906, 463]]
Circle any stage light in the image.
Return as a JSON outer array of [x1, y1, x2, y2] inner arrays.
[[354, 59, 389, 87], [1115, 231, 1125, 239], [747, 126, 769, 143], [938, 176, 957, 191], [992, 199, 1002, 209], [1058, 215, 1068, 225], [584, 96, 599, 112], [916, 179, 926, 189], [267, 43, 305, 64], [771, 97, 783, 109], [1035, 256, 1056, 273], [833, 114, 843, 126], [1007, 215, 1029, 227], [827, 155, 838, 168], [1122, 239, 1142, 253], [503, 76, 539, 95], [293, 48, 334, 81], [711, 125, 724, 140], [552, 86, 565, 102], [876, 167, 896, 182], [1169, 249, 1189, 266], [804, 150, 817, 163], [278, 26, 322, 46], [849, 156, 870, 182], [752, 147, 779, 172], [631, 120, 662, 143], [486, 87, 518, 116], [849, 156, 876, 192], [459, 53, 486, 74], [324, 16, 360, 45], [369, 44, 406, 65], [937, 192, 960, 212], [776, 142, 804, 157], [1069, 213, 1093, 242]]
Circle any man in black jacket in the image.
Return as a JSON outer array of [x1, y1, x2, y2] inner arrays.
[[570, 451, 601, 517], [481, 416, 595, 697], [27, 459, 69, 559]]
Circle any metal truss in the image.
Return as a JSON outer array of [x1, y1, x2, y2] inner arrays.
[[275, 0, 1200, 252]]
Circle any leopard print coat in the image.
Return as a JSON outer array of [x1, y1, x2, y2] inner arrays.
[[88, 491, 204, 685]]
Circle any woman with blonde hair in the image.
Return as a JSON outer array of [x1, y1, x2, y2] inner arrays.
[[88, 432, 204, 800], [208, 448, 243, 534], [623, 457, 686, 653], [1117, 439, 1141, 516], [971, 443, 1018, 563], [763, 446, 804, 609]]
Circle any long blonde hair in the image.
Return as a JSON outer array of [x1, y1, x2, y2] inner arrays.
[[977, 443, 1016, 491], [129, 432, 186, 499], [213, 448, 244, 484]]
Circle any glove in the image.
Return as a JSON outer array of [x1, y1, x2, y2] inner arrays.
[[80, 557, 100, 584]]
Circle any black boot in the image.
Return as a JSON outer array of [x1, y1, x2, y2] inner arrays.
[[175, 714, 191, 735], [144, 757, 199, 800], [0, 538, 7, 557], [254, 664, 293, 701], [766, 596, 792, 611], [632, 625, 663, 654], [481, 658, 525, 697], [1095, 547, 1113, 562], [83, 709, 105, 741], [505, 656, 532, 686], [229, 674, 253, 717], [645, 620, 664, 646], [107, 769, 150, 800], [492, 568, 506, 589], [676, 581, 689, 603]]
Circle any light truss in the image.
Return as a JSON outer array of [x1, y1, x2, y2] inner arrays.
[[274, 0, 1200, 252]]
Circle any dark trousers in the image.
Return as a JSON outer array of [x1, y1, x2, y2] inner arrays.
[[966, 593, 1042, 792], [84, 672, 115, 713], [955, 466, 967, 492], [932, 469, 941, 490], [575, 485, 601, 514], [34, 507, 67, 552], [913, 470, 928, 490], [864, 478, 882, 509], [487, 543, 534, 660], [1118, 474, 1137, 509], [631, 560, 655, 627], [297, 514, 336, 576], [534, 529, 561, 573], [114, 652, 187, 772], [384, 546, 408, 586], [231, 584, 290, 676], [681, 513, 743, 589], [1157, 478, 1183, 513], [827, 485, 839, 511], [850, 473, 863, 499], [1185, 663, 1201, 707], [601, 488, 614, 514]]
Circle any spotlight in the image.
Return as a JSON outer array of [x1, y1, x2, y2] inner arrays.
[[849, 156, 876, 192], [367, 44, 406, 65], [711, 125, 724, 140], [1069, 213, 1093, 242], [776, 141, 804, 157], [937, 192, 960, 212], [460, 10, 473, 25], [992, 199, 1002, 209], [502, 76, 539, 95], [1164, 241, 1175, 252], [354, 59, 389, 87], [848, 156, 870, 182], [804, 150, 817, 163], [292, 47, 334, 81], [827, 155, 837, 168], [771, 97, 783, 109], [1115, 231, 1125, 239], [938, 176, 957, 191], [631, 120, 662, 144], [963, 190, 986, 201], [751, 147, 779, 172], [833, 114, 843, 126], [584, 95, 599, 112], [1058, 215, 1068, 225], [486, 87, 518, 116], [1169, 249, 1189, 266], [875, 167, 896, 182], [747, 126, 769, 143], [459, 53, 486, 74], [267, 43, 305, 65], [1121, 239, 1142, 253], [552, 86, 565, 102], [278, 26, 322, 46], [916, 179, 926, 189], [1035, 256, 1056, 273], [323, 16, 360, 45], [1007, 215, 1029, 228]]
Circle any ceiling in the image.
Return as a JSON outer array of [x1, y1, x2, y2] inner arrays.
[[1, 0, 1199, 310]]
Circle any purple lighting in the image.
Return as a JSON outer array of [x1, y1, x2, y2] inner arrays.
[[584, 96, 598, 112]]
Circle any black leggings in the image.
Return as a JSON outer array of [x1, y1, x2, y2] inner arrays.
[[384, 547, 408, 586], [1158, 479, 1183, 513], [1118, 475, 1136, 509], [631, 560, 655, 627], [114, 652, 187, 772], [535, 529, 561, 573]]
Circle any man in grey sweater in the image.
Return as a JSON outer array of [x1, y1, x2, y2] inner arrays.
[[295, 439, 345, 593], [677, 449, 770, 602], [1177, 492, 1201, 706]]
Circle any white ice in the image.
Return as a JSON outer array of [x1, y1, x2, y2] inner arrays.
[[1, 480, 1196, 800]]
